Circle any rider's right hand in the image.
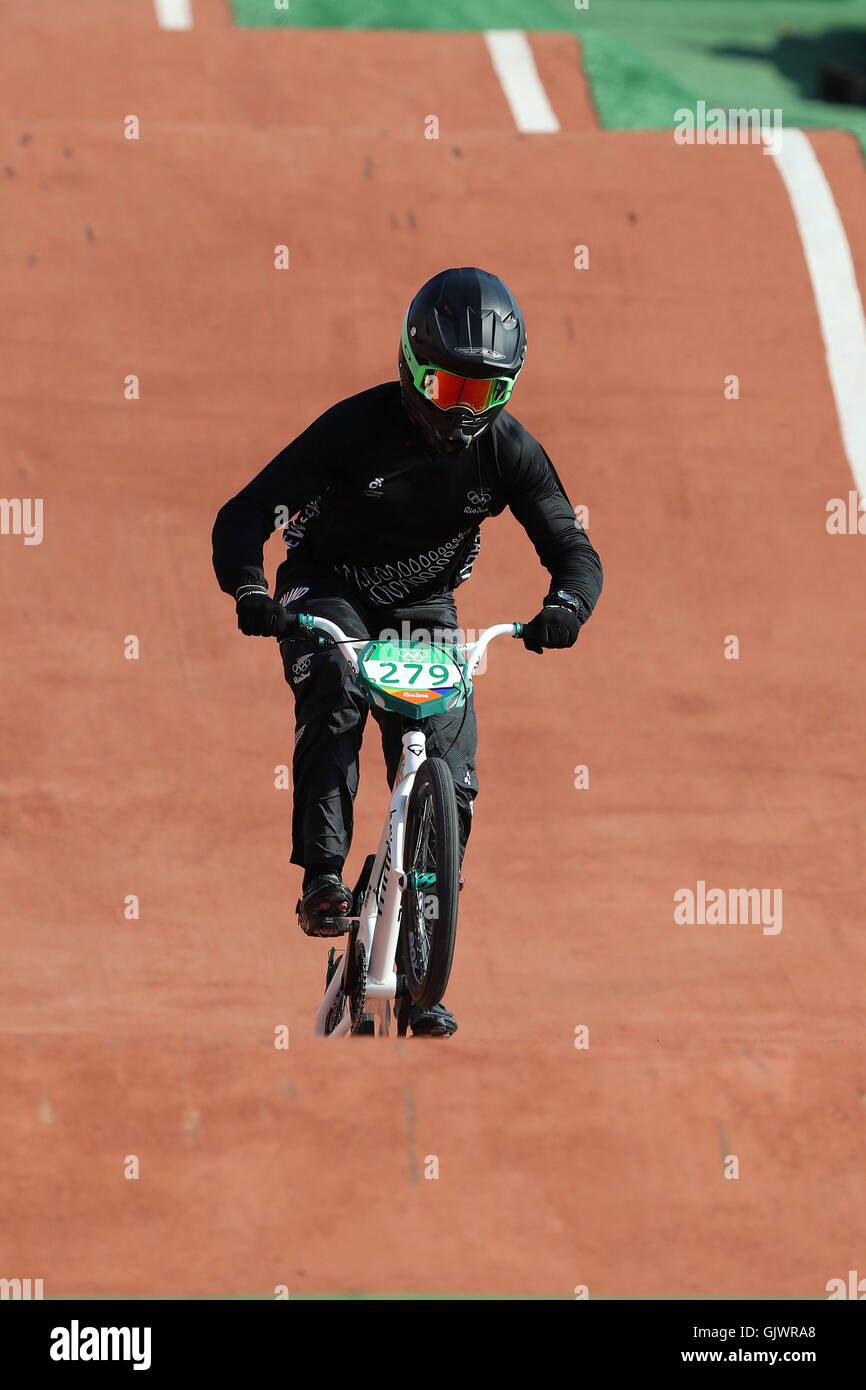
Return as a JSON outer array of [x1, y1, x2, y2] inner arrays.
[[235, 586, 292, 638]]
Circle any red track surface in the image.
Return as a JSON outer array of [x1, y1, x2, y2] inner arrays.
[[2, 5, 865, 1296]]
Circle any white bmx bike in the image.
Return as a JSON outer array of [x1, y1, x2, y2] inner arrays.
[[282, 612, 524, 1038]]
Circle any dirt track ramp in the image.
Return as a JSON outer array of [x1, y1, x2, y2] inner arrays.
[[5, 1036, 862, 1297], [3, 7, 866, 1297]]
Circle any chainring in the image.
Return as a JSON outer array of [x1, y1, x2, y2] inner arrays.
[[394, 972, 411, 1037], [323, 950, 346, 1035], [324, 983, 347, 1034], [349, 938, 368, 1034]]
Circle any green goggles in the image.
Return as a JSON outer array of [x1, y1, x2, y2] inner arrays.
[[402, 323, 517, 415]]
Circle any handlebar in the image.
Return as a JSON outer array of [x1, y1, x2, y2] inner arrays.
[[276, 610, 525, 678]]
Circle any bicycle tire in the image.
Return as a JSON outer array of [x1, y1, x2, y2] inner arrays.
[[399, 757, 460, 1009]]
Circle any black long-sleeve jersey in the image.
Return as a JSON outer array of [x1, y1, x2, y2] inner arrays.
[[212, 382, 603, 616]]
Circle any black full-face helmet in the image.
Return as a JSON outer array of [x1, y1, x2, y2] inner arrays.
[[399, 267, 527, 456]]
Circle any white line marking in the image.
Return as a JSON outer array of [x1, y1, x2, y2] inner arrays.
[[767, 128, 866, 493], [484, 30, 560, 134], [154, 0, 193, 28]]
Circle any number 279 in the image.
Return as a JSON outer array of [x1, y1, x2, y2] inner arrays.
[[378, 663, 451, 686]]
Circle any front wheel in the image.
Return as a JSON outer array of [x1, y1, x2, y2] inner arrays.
[[399, 757, 460, 1009]]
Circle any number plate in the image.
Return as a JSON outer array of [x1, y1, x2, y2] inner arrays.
[[358, 641, 465, 707]]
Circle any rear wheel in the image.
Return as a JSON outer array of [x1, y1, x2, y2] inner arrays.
[[399, 757, 460, 1009]]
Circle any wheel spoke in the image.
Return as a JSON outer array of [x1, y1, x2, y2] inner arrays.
[[409, 787, 436, 979]]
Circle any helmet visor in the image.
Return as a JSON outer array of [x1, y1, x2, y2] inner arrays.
[[420, 367, 513, 414]]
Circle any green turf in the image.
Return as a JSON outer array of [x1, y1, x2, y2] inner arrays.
[[231, 0, 863, 32], [232, 0, 587, 26], [229, 0, 866, 157]]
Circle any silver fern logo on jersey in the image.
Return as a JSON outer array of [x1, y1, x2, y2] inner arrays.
[[282, 586, 309, 605], [338, 530, 473, 605]]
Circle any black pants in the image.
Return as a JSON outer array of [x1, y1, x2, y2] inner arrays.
[[275, 557, 478, 874]]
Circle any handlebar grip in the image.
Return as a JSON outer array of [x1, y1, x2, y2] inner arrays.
[[274, 607, 303, 639], [275, 610, 333, 647]]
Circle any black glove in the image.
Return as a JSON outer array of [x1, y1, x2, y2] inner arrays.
[[521, 601, 582, 655], [235, 586, 289, 637]]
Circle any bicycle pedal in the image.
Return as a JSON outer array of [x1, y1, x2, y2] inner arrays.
[[299, 910, 350, 939]]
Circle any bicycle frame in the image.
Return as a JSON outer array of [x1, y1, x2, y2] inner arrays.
[[302, 616, 520, 1038]]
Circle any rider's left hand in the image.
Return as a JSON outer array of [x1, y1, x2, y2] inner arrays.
[[521, 601, 581, 654]]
